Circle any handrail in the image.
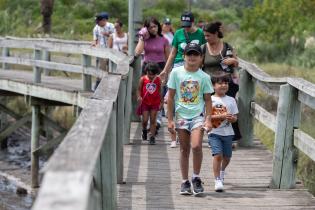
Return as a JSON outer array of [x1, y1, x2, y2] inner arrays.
[[0, 36, 132, 76], [1, 37, 133, 210], [238, 59, 315, 190]]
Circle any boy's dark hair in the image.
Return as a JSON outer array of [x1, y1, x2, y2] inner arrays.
[[145, 62, 160, 75], [211, 71, 231, 85]]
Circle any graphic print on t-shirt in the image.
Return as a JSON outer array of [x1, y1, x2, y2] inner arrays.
[[180, 80, 200, 104], [146, 83, 157, 94], [212, 103, 228, 128]]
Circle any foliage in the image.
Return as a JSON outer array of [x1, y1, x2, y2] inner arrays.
[[0, 0, 128, 40], [241, 0, 315, 63]]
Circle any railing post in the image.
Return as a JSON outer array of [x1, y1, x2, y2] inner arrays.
[[43, 50, 51, 76], [31, 104, 40, 188], [124, 67, 133, 144], [271, 84, 299, 189], [116, 77, 126, 183], [33, 49, 42, 83], [0, 97, 8, 147], [82, 54, 92, 91], [130, 57, 141, 122], [2, 47, 10, 70], [238, 69, 255, 147], [108, 60, 117, 73], [101, 104, 117, 210]]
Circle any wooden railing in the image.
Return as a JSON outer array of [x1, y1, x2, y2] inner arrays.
[[0, 36, 134, 210], [238, 59, 315, 189]]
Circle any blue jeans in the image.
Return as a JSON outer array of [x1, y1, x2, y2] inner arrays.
[[208, 133, 234, 158]]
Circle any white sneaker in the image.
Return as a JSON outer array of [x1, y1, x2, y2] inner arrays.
[[220, 171, 225, 183], [214, 179, 224, 192], [170, 141, 177, 148]]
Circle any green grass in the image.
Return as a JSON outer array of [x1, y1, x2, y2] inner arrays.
[[259, 63, 315, 83]]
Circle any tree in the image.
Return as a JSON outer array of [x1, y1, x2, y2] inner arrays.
[[40, 0, 54, 34]]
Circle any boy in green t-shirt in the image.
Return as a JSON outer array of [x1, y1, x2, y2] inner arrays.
[[160, 11, 206, 80], [167, 43, 213, 196]]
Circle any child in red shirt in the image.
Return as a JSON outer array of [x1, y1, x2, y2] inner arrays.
[[137, 62, 163, 145]]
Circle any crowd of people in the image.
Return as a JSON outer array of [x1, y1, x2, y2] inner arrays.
[[91, 10, 241, 195]]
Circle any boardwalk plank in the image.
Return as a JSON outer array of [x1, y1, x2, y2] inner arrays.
[[118, 122, 315, 210]]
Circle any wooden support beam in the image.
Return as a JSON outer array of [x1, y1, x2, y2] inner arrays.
[[30, 97, 71, 106], [238, 69, 255, 147], [2, 47, 10, 70], [33, 49, 42, 83], [0, 103, 66, 134], [124, 68, 133, 144], [31, 105, 40, 188], [0, 90, 21, 96], [130, 59, 141, 122], [101, 106, 117, 210], [43, 50, 51, 76], [294, 129, 315, 162], [0, 113, 31, 143], [250, 102, 276, 132], [82, 54, 92, 91], [116, 78, 126, 183], [271, 84, 300, 189], [33, 132, 67, 157]]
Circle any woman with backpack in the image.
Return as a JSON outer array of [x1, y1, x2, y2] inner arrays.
[[201, 21, 241, 148]]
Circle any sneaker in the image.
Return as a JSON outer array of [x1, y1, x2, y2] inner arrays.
[[192, 177, 204, 196], [142, 129, 147, 141], [149, 136, 156, 145], [220, 171, 225, 183], [170, 141, 177, 148], [214, 179, 224, 192], [180, 180, 192, 195]]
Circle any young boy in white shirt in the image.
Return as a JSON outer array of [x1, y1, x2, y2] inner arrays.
[[208, 71, 239, 192]]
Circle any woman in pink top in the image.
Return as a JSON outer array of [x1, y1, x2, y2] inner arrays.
[[135, 17, 170, 75]]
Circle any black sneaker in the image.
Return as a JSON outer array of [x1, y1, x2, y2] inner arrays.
[[180, 180, 192, 195], [149, 136, 155, 145], [192, 177, 204, 196], [142, 129, 147, 141]]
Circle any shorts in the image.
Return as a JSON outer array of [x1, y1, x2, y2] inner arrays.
[[142, 103, 160, 112], [175, 115, 204, 132], [208, 133, 234, 158]]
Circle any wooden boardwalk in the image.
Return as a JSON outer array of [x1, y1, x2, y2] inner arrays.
[[118, 122, 315, 210]]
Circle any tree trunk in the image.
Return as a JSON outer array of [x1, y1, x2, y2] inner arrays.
[[40, 0, 54, 34]]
